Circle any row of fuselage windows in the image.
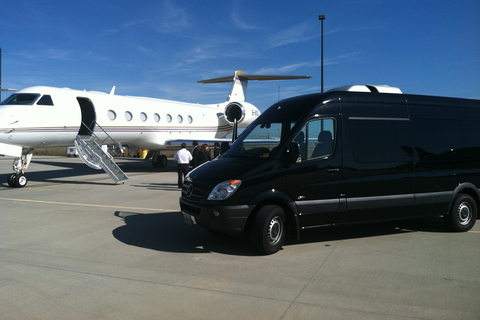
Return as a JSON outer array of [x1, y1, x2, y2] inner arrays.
[[2, 93, 195, 125], [107, 109, 194, 124]]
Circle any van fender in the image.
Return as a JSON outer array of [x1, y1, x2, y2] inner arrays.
[[449, 182, 480, 211], [247, 189, 301, 240]]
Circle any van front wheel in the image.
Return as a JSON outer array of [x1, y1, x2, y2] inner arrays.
[[252, 205, 285, 255], [446, 194, 477, 232]]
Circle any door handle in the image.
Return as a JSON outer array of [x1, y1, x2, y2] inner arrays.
[[327, 168, 340, 173]]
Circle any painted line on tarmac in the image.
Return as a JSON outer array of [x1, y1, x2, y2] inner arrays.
[[0, 197, 175, 212]]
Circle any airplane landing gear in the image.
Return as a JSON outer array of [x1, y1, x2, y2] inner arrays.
[[7, 149, 33, 188], [7, 173, 27, 188], [151, 151, 168, 168]]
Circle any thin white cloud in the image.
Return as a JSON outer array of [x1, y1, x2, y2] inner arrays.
[[230, 9, 257, 30], [267, 23, 344, 50], [150, 1, 190, 35], [251, 51, 366, 79], [13, 48, 77, 62], [96, 19, 149, 38], [324, 51, 366, 66], [267, 21, 318, 49], [42, 48, 76, 61], [254, 62, 314, 75]]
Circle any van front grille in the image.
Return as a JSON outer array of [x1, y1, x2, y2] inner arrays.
[[181, 180, 209, 202]]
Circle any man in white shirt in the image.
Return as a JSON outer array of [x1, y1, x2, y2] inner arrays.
[[174, 143, 193, 188]]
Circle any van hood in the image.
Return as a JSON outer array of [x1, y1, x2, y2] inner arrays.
[[187, 156, 274, 187]]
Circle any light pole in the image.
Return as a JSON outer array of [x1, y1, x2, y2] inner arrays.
[[318, 14, 325, 92]]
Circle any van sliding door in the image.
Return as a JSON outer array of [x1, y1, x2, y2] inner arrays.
[[343, 115, 414, 223]]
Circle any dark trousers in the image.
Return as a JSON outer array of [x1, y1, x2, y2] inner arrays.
[[177, 164, 190, 187]]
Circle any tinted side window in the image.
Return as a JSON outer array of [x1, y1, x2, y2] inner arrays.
[[414, 118, 480, 161], [294, 118, 335, 160], [348, 117, 412, 163]]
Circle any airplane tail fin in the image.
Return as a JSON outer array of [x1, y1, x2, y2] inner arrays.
[[198, 70, 311, 102]]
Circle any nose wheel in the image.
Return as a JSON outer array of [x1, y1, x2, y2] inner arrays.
[[7, 150, 33, 188], [7, 173, 28, 188]]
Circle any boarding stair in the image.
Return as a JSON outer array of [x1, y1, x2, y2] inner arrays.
[[74, 121, 128, 184]]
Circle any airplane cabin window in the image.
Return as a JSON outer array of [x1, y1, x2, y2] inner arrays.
[[37, 95, 54, 105], [125, 111, 133, 121], [177, 115, 183, 123], [140, 112, 147, 122], [154, 113, 161, 122], [108, 110, 116, 120], [167, 114, 172, 123], [188, 115, 193, 124]]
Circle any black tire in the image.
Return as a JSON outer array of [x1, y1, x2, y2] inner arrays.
[[152, 153, 168, 168], [14, 173, 28, 188], [7, 174, 16, 187], [252, 205, 286, 255], [445, 194, 477, 232], [159, 155, 168, 167]]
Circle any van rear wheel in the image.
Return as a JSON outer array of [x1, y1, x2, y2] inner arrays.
[[446, 194, 477, 232], [252, 205, 285, 255]]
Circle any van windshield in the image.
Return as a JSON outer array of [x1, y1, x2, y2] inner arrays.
[[225, 120, 295, 158]]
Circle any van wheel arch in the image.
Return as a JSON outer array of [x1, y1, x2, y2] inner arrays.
[[451, 183, 480, 205]]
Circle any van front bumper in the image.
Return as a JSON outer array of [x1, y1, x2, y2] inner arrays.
[[180, 198, 253, 235]]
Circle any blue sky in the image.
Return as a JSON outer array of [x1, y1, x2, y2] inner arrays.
[[1, 0, 479, 111]]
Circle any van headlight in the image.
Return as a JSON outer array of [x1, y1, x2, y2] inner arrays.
[[208, 180, 242, 200]]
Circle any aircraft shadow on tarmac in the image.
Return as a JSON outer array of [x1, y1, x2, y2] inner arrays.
[[1, 158, 176, 186], [112, 210, 451, 256]]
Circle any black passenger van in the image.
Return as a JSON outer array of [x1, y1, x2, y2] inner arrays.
[[180, 85, 480, 254]]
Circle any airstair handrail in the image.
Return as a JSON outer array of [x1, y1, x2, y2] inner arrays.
[[81, 121, 123, 154]]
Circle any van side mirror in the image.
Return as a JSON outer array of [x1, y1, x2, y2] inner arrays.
[[287, 142, 301, 164]]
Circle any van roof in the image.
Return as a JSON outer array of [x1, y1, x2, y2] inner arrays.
[[329, 85, 402, 94]]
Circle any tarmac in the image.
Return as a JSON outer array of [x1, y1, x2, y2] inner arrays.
[[0, 156, 479, 320]]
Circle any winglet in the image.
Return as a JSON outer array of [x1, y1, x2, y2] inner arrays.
[[109, 86, 116, 95], [198, 70, 311, 102]]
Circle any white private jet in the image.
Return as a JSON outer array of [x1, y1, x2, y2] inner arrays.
[[0, 70, 310, 187]]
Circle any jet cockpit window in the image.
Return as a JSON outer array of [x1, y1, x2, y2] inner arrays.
[[37, 95, 54, 105], [1, 93, 40, 105]]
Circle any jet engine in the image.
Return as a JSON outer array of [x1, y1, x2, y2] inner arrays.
[[224, 101, 260, 127]]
